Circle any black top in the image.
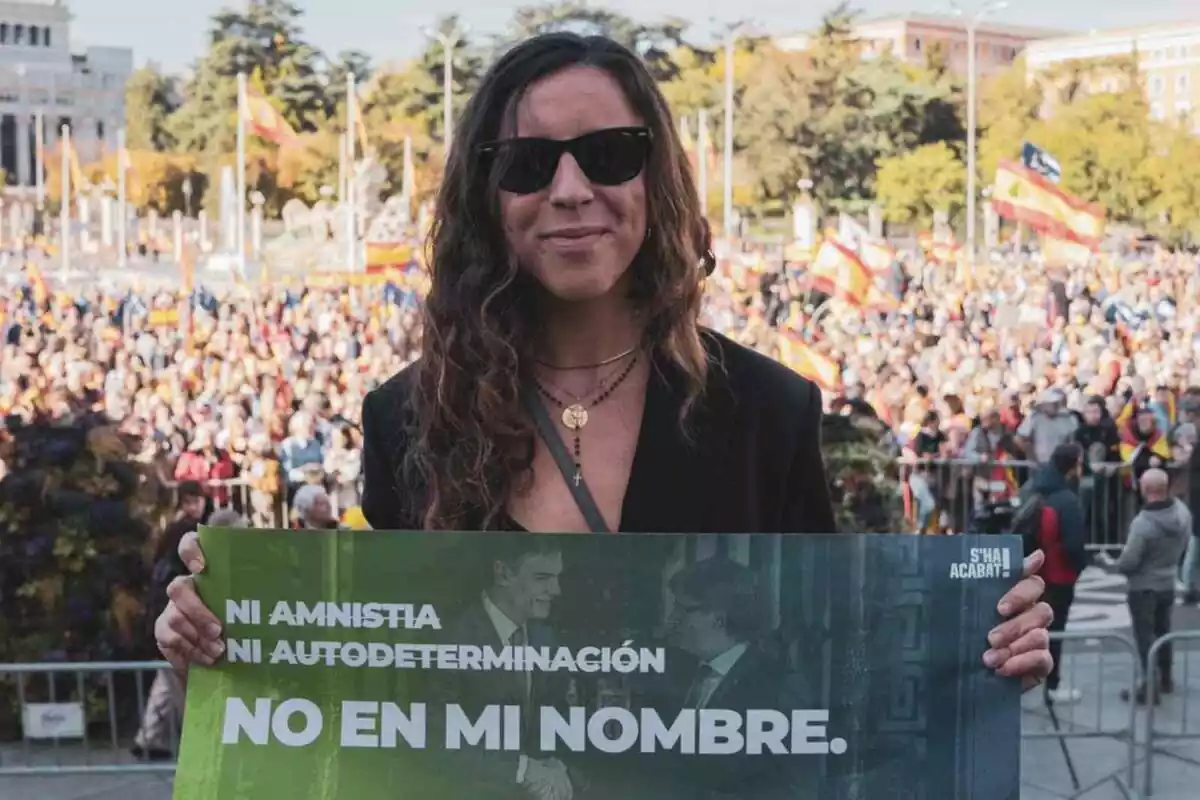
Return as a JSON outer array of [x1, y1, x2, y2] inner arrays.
[[360, 330, 837, 535]]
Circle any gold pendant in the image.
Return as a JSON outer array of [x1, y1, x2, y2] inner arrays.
[[562, 404, 589, 431]]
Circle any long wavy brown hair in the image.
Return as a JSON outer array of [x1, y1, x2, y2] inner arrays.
[[409, 33, 713, 530]]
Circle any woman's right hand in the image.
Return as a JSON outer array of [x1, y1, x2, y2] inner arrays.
[[154, 531, 225, 672]]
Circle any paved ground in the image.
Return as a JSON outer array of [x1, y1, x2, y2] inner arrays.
[[3, 567, 1200, 799]]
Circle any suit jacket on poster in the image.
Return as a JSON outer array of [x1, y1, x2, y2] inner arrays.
[[422, 600, 563, 799], [360, 330, 838, 535]]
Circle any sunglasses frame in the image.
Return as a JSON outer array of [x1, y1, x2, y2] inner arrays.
[[477, 126, 653, 194]]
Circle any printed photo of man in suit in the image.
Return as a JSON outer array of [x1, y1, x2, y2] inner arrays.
[[664, 557, 814, 800], [431, 536, 574, 800]]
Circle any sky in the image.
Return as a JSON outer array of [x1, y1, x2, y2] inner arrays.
[[70, 0, 1199, 73]]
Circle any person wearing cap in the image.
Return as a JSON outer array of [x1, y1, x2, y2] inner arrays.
[[1016, 389, 1079, 466]]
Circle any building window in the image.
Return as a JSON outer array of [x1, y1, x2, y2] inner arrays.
[[913, 37, 922, 52], [1151, 101, 1165, 120], [1150, 75, 1165, 97], [14, 24, 23, 45], [96, 120, 105, 141], [1178, 73, 1190, 93], [1176, 101, 1191, 119], [29, 26, 38, 46], [44, 27, 50, 47], [0, 24, 8, 45]]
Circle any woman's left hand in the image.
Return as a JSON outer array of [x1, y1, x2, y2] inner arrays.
[[984, 549, 1053, 690]]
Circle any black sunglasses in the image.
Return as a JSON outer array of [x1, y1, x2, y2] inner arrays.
[[478, 126, 652, 195]]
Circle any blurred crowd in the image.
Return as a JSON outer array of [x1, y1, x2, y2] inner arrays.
[[1, 243, 1198, 536]]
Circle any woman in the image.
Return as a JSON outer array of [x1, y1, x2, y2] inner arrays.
[[292, 484, 342, 530], [156, 33, 1050, 688]]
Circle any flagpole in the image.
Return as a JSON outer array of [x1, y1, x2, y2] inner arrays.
[[60, 124, 70, 275], [117, 128, 127, 268], [697, 109, 709, 216], [236, 71, 247, 275], [345, 72, 358, 272], [34, 111, 44, 211]]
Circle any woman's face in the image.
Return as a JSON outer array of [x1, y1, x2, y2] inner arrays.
[[499, 65, 648, 304]]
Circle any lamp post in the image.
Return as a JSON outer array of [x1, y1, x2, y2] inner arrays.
[[953, 0, 1009, 260], [721, 24, 746, 247], [424, 23, 468, 152]]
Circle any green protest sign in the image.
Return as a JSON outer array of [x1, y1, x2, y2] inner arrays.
[[175, 529, 1021, 799]]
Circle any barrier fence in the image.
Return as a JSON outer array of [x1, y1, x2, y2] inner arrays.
[[900, 458, 1192, 547], [1144, 630, 1200, 797], [0, 661, 178, 776], [1023, 631, 1140, 798]]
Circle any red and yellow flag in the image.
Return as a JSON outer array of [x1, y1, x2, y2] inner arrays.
[[809, 240, 871, 307], [778, 334, 841, 393], [992, 160, 1105, 250], [243, 85, 300, 148]]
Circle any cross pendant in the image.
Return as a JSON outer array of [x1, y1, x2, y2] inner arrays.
[[573, 470, 582, 487]]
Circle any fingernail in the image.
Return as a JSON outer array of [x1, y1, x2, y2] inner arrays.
[[187, 559, 204, 573], [983, 650, 1001, 668], [208, 623, 223, 638], [207, 640, 225, 659], [998, 603, 1012, 616], [988, 629, 1002, 646]]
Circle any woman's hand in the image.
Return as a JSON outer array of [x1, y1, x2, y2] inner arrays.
[[984, 549, 1053, 690], [154, 531, 225, 672]]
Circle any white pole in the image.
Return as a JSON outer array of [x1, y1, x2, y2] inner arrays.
[[966, 19, 978, 261], [443, 36, 454, 151], [337, 133, 347, 207], [722, 33, 737, 246], [60, 124, 70, 275], [697, 108, 709, 215], [236, 72, 247, 273], [346, 72, 358, 271], [117, 128, 127, 267], [34, 110, 44, 211]]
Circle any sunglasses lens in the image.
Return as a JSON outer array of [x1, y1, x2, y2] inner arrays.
[[573, 129, 649, 186], [496, 140, 562, 194], [488, 128, 650, 195]]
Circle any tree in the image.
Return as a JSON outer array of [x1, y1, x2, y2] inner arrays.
[[736, 45, 813, 211], [1137, 125, 1200, 247], [875, 141, 965, 227], [124, 66, 179, 152], [977, 57, 1042, 184]]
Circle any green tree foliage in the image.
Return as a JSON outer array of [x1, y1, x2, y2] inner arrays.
[[124, 66, 179, 151], [875, 141, 965, 227]]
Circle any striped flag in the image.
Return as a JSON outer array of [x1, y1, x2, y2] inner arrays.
[[992, 160, 1104, 250], [809, 239, 872, 307], [242, 85, 301, 148], [778, 334, 841, 392]]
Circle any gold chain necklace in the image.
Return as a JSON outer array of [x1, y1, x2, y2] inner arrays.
[[534, 353, 640, 486]]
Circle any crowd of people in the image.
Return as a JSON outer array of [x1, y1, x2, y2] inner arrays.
[[3, 242, 1199, 539]]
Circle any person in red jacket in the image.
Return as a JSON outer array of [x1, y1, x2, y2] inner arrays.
[[1022, 443, 1088, 705], [172, 425, 236, 506]]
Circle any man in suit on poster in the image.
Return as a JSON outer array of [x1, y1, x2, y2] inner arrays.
[[664, 557, 817, 799], [432, 537, 574, 800]]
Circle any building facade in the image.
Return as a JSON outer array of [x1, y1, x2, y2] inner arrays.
[[777, 13, 1063, 78], [0, 0, 132, 188], [1024, 22, 1200, 132]]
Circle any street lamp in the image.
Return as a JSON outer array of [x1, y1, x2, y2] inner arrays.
[[423, 23, 469, 152], [721, 22, 748, 247], [952, 0, 1009, 261]]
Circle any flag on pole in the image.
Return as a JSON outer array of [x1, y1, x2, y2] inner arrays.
[[242, 84, 301, 148], [352, 89, 370, 155], [778, 334, 841, 393], [991, 160, 1104, 250], [809, 239, 872, 307]]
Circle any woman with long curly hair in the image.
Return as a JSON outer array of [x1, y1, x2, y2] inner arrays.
[[155, 30, 1052, 729]]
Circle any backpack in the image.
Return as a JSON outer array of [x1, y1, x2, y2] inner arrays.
[[1010, 492, 1046, 556]]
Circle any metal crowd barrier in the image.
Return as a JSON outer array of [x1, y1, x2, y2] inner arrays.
[[899, 457, 1191, 548], [1022, 631, 1140, 798], [0, 661, 178, 776], [1143, 631, 1200, 796], [165, 477, 294, 528]]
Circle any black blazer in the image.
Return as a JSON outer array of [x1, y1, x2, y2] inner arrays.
[[360, 330, 837, 534]]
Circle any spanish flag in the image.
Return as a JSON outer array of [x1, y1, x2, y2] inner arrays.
[[365, 242, 413, 272], [1118, 422, 1171, 466], [809, 239, 872, 307], [243, 85, 300, 148], [778, 334, 841, 393], [860, 238, 896, 274], [26, 263, 49, 307], [992, 160, 1104, 250]]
